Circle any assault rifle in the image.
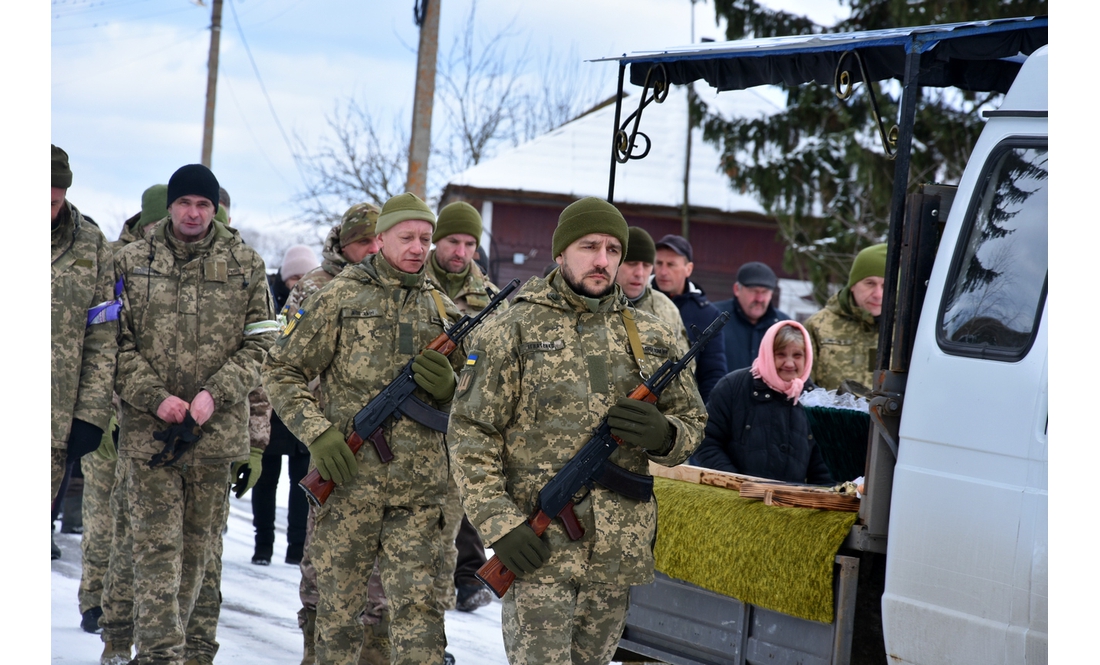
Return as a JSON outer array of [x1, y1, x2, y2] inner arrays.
[[299, 278, 520, 508], [476, 311, 730, 597]]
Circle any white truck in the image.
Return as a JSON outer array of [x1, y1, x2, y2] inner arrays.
[[600, 17, 1048, 665]]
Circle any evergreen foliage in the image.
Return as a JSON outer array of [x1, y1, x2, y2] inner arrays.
[[702, 0, 1047, 302]]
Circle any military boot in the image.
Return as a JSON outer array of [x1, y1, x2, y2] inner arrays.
[[357, 619, 390, 665], [299, 607, 316, 665], [99, 640, 132, 665]]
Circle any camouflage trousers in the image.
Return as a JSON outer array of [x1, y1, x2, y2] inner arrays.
[[101, 457, 231, 664], [79, 452, 116, 613], [299, 503, 387, 624], [51, 447, 67, 504], [502, 579, 631, 665], [435, 474, 465, 611], [312, 492, 445, 665]]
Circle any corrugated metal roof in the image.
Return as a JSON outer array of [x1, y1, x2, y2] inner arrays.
[[446, 85, 768, 215]]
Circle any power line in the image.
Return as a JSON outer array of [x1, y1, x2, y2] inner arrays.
[[222, 75, 297, 191], [52, 6, 196, 31], [226, 0, 308, 188], [51, 27, 208, 89]]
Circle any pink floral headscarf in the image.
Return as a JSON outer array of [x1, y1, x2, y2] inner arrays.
[[750, 320, 814, 404]]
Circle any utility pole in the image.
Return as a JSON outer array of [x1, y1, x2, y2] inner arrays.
[[201, 0, 224, 168], [406, 0, 441, 199], [681, 0, 700, 240]]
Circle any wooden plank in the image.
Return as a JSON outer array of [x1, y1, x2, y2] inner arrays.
[[650, 463, 861, 512]]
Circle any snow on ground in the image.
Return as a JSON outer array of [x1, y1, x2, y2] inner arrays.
[[51, 469, 510, 664]]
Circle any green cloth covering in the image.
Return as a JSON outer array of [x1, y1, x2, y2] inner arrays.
[[653, 477, 857, 624]]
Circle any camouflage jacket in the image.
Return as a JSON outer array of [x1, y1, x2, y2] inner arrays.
[[448, 270, 708, 586], [112, 214, 161, 253], [804, 289, 879, 391], [631, 285, 690, 353], [113, 219, 278, 464], [282, 225, 346, 317], [426, 251, 504, 316], [52, 202, 117, 449], [262, 252, 466, 506]]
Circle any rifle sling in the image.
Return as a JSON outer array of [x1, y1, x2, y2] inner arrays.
[[593, 460, 653, 502], [620, 308, 647, 376]]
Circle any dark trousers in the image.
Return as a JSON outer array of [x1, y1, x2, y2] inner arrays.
[[454, 514, 487, 586], [251, 450, 309, 550]]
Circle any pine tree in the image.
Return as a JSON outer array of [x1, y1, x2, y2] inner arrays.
[[703, 0, 1047, 302]]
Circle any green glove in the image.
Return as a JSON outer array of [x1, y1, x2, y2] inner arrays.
[[606, 397, 672, 453], [411, 349, 457, 402], [493, 524, 550, 576], [232, 447, 264, 498], [309, 427, 358, 485], [93, 416, 119, 462]]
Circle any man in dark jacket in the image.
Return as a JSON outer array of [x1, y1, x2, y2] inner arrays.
[[652, 234, 727, 403], [713, 262, 790, 372]]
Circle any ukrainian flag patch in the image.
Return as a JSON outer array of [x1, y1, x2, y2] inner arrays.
[[466, 352, 480, 367]]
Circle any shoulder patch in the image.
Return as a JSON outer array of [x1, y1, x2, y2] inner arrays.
[[282, 308, 306, 337]]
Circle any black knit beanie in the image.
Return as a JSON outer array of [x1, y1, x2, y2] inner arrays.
[[167, 164, 220, 213]]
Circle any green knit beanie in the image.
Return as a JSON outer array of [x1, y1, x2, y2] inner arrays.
[[433, 201, 482, 243], [624, 226, 656, 263], [552, 197, 629, 263], [377, 192, 436, 234], [138, 184, 169, 229], [52, 145, 73, 189], [339, 202, 381, 246], [847, 243, 888, 288]]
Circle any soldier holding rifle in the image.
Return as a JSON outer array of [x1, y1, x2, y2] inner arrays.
[[447, 197, 708, 665], [263, 193, 468, 665]]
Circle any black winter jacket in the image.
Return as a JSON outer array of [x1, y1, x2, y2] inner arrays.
[[712, 298, 790, 372], [693, 368, 833, 485], [658, 278, 728, 404]]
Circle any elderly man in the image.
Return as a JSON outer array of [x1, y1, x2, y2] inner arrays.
[[448, 197, 708, 665], [51, 144, 116, 569], [107, 164, 278, 665], [804, 243, 886, 391], [652, 234, 727, 403], [713, 262, 791, 372], [264, 192, 466, 665], [426, 200, 508, 617]]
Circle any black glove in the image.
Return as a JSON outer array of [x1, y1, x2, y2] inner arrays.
[[149, 412, 203, 468], [606, 397, 672, 453], [67, 419, 105, 461], [493, 524, 550, 576]]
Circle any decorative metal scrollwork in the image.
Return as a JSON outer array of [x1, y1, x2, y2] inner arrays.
[[835, 50, 899, 159], [614, 63, 669, 164]]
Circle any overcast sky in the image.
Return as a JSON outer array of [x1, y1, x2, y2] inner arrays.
[[49, 0, 849, 248]]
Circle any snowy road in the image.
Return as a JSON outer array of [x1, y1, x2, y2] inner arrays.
[[51, 471, 510, 664]]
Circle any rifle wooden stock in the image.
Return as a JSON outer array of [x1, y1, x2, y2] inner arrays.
[[476, 499, 585, 598], [300, 427, 393, 508]]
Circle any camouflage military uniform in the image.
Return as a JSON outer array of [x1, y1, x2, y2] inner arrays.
[[426, 251, 506, 611], [630, 285, 690, 353], [448, 270, 708, 665], [52, 200, 116, 499], [803, 289, 879, 391], [113, 218, 277, 664], [263, 252, 465, 665]]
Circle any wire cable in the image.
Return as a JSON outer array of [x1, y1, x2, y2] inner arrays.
[[222, 74, 297, 191], [226, 0, 308, 188]]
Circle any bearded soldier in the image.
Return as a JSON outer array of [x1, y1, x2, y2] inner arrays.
[[263, 193, 466, 665], [448, 197, 707, 665]]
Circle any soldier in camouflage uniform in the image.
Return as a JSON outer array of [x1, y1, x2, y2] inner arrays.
[[109, 164, 278, 665], [51, 143, 116, 572], [425, 201, 506, 616], [448, 197, 708, 665], [616, 226, 690, 353], [804, 243, 886, 391], [264, 193, 465, 665], [280, 202, 387, 665]]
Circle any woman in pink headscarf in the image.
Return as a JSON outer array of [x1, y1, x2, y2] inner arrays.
[[692, 320, 833, 484]]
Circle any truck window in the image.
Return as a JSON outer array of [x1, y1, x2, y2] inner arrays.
[[937, 141, 1048, 360]]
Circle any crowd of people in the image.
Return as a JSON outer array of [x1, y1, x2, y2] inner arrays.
[[52, 142, 888, 665]]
